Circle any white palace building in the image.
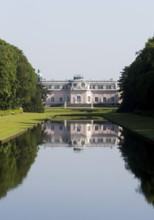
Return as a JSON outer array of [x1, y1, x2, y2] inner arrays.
[[41, 75, 120, 107]]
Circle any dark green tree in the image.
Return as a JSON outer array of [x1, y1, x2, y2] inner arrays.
[[23, 85, 44, 112], [0, 39, 44, 112], [0, 40, 17, 109], [118, 36, 154, 112]]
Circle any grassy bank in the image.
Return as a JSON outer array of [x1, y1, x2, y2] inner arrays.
[[103, 113, 154, 143], [0, 108, 114, 144], [1, 108, 154, 144], [0, 108, 23, 116]]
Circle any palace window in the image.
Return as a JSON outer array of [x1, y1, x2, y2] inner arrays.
[[51, 125, 54, 131], [67, 125, 70, 131], [92, 139, 96, 143], [106, 138, 111, 143], [95, 125, 99, 131], [59, 125, 63, 131], [98, 139, 103, 143], [90, 85, 96, 89], [77, 96, 81, 103], [103, 97, 106, 102], [111, 125, 114, 131], [95, 97, 99, 103], [103, 125, 106, 131], [106, 85, 111, 89], [55, 85, 60, 89], [67, 96, 70, 102], [51, 97, 54, 102], [59, 97, 63, 102], [111, 97, 115, 102], [98, 85, 103, 89], [77, 124, 81, 132], [55, 138, 60, 143], [88, 96, 91, 102]]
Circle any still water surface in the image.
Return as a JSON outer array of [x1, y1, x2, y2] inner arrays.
[[0, 120, 154, 220]]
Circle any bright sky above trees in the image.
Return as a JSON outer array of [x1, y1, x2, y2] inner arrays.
[[0, 0, 154, 80]]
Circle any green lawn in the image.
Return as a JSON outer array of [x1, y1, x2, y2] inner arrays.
[[0, 108, 114, 144], [0, 108, 154, 144], [103, 113, 154, 142]]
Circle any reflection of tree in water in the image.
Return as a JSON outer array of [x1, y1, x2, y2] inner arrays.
[[119, 130, 154, 206], [0, 125, 43, 199]]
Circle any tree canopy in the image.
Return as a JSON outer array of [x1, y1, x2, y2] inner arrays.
[[118, 36, 154, 112], [0, 39, 44, 112]]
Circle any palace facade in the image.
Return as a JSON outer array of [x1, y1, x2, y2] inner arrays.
[[41, 75, 119, 106]]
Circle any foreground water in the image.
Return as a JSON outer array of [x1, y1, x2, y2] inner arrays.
[[0, 120, 154, 220]]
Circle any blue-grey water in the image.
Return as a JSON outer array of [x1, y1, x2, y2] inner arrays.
[[0, 120, 154, 220]]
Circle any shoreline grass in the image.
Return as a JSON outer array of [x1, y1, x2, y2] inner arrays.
[[103, 113, 154, 143], [0, 108, 113, 144], [0, 108, 154, 144]]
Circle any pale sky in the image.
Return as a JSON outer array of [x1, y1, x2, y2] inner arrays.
[[0, 0, 154, 80]]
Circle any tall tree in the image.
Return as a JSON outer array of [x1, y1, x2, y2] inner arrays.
[[0, 39, 44, 112], [118, 36, 154, 112], [0, 40, 17, 109]]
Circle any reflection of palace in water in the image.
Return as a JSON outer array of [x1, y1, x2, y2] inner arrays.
[[43, 120, 120, 148]]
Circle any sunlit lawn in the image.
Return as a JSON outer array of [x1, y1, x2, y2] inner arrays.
[[1, 107, 153, 144], [0, 108, 114, 143]]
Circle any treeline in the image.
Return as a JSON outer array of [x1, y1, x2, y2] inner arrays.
[[0, 39, 44, 112], [118, 37, 154, 112]]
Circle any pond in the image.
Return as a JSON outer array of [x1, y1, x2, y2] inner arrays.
[[0, 120, 154, 220]]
